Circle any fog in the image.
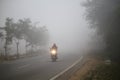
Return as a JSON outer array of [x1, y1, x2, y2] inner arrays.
[[0, 0, 100, 54]]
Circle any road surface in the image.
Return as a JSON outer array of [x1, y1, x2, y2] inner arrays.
[[0, 51, 82, 80]]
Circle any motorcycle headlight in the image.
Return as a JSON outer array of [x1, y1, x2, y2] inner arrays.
[[51, 50, 56, 55]]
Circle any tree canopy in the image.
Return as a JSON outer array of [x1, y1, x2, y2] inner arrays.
[[84, 0, 120, 61], [0, 18, 49, 57]]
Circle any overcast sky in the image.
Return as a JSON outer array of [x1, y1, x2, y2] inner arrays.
[[0, 0, 93, 53]]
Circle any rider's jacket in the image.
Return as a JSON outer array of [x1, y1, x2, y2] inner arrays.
[[52, 44, 57, 50]]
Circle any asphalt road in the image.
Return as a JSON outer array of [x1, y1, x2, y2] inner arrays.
[[0, 51, 82, 80]]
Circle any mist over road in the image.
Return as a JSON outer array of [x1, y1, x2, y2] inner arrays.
[[0, 51, 83, 80], [0, 0, 97, 80]]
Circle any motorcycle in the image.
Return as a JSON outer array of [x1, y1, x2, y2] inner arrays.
[[50, 48, 57, 62]]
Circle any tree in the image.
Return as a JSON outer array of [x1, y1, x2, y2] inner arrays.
[[12, 23, 23, 58], [4, 18, 14, 58], [84, 0, 120, 61], [17, 18, 33, 54], [1, 18, 49, 57], [17, 18, 49, 54], [24, 26, 49, 53], [0, 32, 4, 48]]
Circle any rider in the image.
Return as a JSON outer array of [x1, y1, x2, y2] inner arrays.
[[51, 43, 58, 58], [52, 43, 58, 51]]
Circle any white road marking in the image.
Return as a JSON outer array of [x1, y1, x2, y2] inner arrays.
[[49, 56, 83, 80]]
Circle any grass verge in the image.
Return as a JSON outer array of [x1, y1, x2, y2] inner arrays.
[[69, 54, 120, 80]]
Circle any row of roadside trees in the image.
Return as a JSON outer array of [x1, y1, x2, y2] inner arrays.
[[0, 17, 49, 59]]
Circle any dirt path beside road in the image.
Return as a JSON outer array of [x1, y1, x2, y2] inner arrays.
[[69, 56, 103, 80]]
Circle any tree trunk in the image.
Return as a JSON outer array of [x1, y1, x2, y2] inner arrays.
[[16, 41, 19, 58], [4, 38, 8, 59], [25, 40, 28, 54], [31, 44, 34, 54]]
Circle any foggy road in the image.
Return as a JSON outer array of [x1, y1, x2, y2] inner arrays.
[[0, 52, 82, 80]]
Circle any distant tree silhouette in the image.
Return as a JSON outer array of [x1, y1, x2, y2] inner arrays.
[[84, 0, 120, 61], [0, 18, 49, 58]]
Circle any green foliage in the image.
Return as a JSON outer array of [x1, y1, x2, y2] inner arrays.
[[84, 0, 120, 61], [5, 18, 15, 44], [0, 17, 49, 56], [17, 18, 49, 47]]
